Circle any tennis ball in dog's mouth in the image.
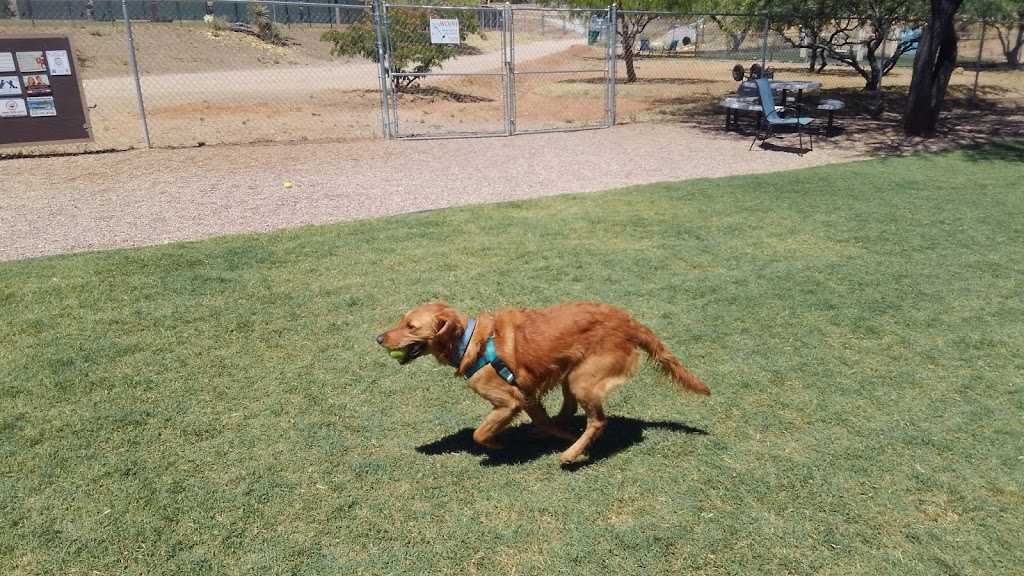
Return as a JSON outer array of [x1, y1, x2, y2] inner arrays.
[[388, 349, 405, 359]]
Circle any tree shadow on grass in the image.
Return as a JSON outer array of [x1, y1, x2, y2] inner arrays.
[[416, 416, 708, 469], [958, 140, 1024, 163]]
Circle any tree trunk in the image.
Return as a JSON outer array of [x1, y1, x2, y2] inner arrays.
[[729, 33, 746, 53], [618, 14, 638, 83], [864, 70, 879, 91], [1011, 11, 1024, 68], [808, 48, 819, 72], [622, 40, 638, 83], [617, 13, 657, 84], [902, 0, 965, 136], [1004, 25, 1024, 68]]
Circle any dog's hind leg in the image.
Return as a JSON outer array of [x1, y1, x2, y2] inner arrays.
[[558, 394, 608, 464], [554, 381, 578, 424], [524, 402, 576, 441], [527, 382, 578, 441], [559, 376, 629, 463], [559, 353, 637, 463]]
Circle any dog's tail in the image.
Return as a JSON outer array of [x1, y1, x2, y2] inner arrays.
[[635, 322, 711, 396]]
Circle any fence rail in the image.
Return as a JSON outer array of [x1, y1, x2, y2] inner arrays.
[[9, 0, 366, 24], [2, 0, 1022, 156]]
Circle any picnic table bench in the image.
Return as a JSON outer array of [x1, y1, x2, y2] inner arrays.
[[719, 97, 762, 129], [722, 95, 846, 135], [817, 99, 845, 134]]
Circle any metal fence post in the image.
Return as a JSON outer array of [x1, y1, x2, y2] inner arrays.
[[121, 0, 151, 148], [607, 3, 616, 127], [760, 14, 769, 71], [381, 1, 399, 137], [372, 0, 392, 138], [504, 2, 515, 136]]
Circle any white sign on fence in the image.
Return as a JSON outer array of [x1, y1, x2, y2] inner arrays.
[[429, 19, 460, 44]]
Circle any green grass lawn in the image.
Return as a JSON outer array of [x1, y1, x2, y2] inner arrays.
[[2, 142, 1023, 575]]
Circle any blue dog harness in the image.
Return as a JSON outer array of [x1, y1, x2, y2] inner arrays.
[[449, 318, 517, 386]]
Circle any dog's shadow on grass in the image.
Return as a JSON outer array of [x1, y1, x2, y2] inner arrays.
[[416, 416, 708, 469]]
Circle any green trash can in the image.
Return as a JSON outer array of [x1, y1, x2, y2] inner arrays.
[[587, 30, 600, 45]]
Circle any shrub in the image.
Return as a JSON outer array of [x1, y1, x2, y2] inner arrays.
[[321, 8, 481, 92]]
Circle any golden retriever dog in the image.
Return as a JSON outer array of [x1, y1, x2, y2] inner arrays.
[[376, 302, 710, 464]]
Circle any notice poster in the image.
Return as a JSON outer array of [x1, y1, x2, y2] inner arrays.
[[26, 96, 56, 117], [1, 98, 28, 118], [45, 50, 72, 76], [16, 51, 47, 72], [0, 75, 21, 96], [23, 74, 51, 95], [0, 52, 15, 73]]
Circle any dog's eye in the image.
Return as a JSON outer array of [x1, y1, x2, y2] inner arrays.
[[406, 322, 417, 330]]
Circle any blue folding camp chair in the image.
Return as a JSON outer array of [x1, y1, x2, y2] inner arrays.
[[750, 78, 814, 153], [638, 39, 653, 57]]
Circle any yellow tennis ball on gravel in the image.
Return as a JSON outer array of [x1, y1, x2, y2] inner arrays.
[[283, 182, 293, 189], [388, 349, 405, 359]]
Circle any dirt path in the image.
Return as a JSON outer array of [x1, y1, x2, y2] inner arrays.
[[83, 38, 580, 102]]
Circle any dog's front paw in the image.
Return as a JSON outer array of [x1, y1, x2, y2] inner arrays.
[[478, 439, 504, 450], [472, 431, 504, 450]]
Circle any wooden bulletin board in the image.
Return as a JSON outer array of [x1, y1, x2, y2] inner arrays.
[[0, 34, 94, 147]]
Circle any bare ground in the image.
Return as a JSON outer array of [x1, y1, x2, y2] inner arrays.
[[2, 23, 1022, 262], [0, 122, 866, 262], [4, 104, 1022, 264]]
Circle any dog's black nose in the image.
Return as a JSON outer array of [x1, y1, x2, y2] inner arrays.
[[375, 334, 385, 345]]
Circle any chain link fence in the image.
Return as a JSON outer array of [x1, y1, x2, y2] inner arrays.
[[373, 4, 615, 139], [2, 1, 1022, 156], [2, 0, 384, 155]]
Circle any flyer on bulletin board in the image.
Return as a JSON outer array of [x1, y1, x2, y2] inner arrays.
[[0, 52, 16, 73], [0, 75, 21, 96], [27, 96, 57, 117], [1, 97, 28, 118], [23, 74, 52, 95], [16, 51, 47, 72], [45, 50, 72, 75]]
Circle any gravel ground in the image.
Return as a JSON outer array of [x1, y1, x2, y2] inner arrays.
[[1, 123, 869, 262]]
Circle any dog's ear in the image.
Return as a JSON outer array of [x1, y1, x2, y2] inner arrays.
[[434, 307, 459, 338], [432, 307, 463, 361]]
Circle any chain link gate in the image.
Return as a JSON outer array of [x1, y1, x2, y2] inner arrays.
[[377, 2, 616, 139]]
